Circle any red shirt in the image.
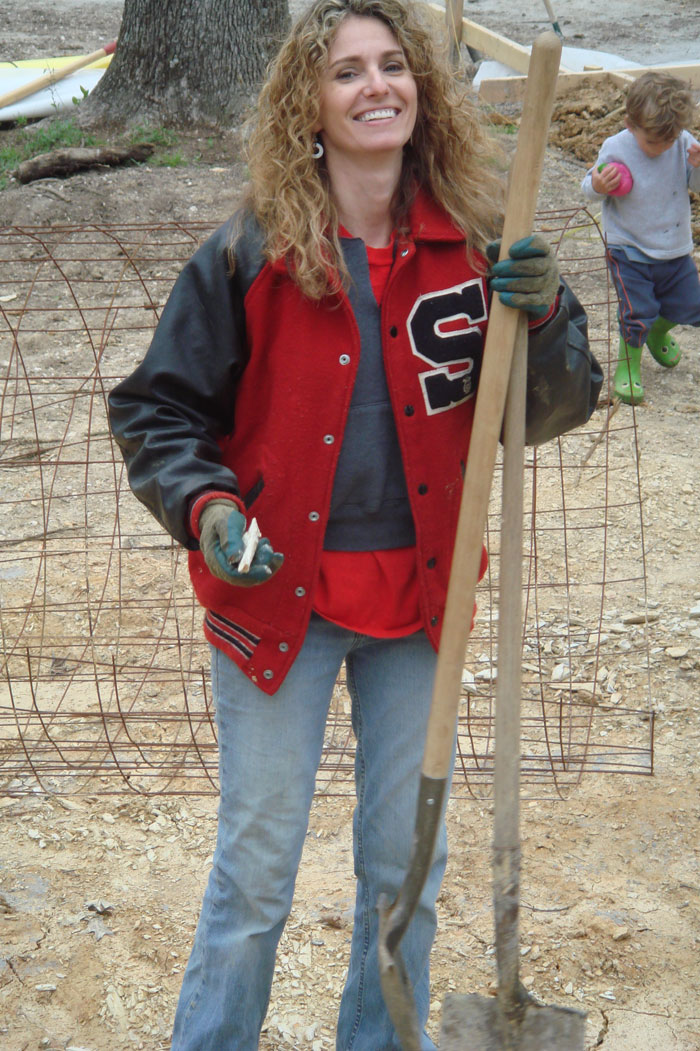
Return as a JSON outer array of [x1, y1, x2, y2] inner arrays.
[[314, 235, 422, 637]]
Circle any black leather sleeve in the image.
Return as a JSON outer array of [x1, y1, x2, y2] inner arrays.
[[108, 216, 264, 549], [525, 281, 603, 446]]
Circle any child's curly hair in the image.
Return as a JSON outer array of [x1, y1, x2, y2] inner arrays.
[[626, 71, 696, 141], [234, 0, 504, 299]]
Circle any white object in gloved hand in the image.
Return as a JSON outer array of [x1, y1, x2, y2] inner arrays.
[[199, 500, 284, 587], [237, 518, 262, 573]]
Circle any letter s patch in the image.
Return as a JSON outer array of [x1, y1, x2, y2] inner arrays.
[[407, 279, 486, 415]]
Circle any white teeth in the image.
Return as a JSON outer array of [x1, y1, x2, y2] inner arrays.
[[356, 108, 398, 122]]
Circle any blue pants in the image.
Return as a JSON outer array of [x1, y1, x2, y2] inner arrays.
[[171, 614, 452, 1051], [607, 248, 700, 347]]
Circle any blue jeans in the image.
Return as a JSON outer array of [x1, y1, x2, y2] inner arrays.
[[171, 614, 452, 1051]]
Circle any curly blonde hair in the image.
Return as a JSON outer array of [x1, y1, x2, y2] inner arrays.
[[235, 0, 504, 299], [626, 71, 696, 141]]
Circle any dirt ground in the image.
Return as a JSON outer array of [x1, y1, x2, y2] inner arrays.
[[1, 3, 700, 1051]]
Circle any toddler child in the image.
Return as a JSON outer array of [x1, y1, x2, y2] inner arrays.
[[582, 71, 700, 403]]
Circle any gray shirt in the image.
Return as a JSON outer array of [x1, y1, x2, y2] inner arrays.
[[324, 236, 416, 551], [581, 128, 700, 259]]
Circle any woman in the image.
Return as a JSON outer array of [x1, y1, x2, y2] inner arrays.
[[109, 1, 601, 1047]]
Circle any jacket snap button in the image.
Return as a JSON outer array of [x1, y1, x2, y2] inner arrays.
[[427, 557, 436, 569], [309, 511, 320, 522], [295, 586, 306, 597], [279, 641, 289, 652], [404, 404, 414, 416], [389, 325, 398, 337], [400, 248, 409, 258], [418, 483, 428, 495], [263, 669, 274, 680], [430, 615, 439, 626], [323, 434, 335, 445], [339, 354, 350, 365]]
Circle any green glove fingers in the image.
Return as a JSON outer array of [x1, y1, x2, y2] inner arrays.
[[507, 234, 551, 259], [486, 234, 559, 319], [199, 500, 284, 587]]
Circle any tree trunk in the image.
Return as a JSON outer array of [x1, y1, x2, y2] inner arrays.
[[82, 0, 290, 127]]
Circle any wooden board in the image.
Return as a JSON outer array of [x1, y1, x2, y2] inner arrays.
[[427, 2, 575, 74], [425, 4, 699, 103], [480, 62, 700, 105]]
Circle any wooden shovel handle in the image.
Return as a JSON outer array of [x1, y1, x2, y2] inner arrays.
[[491, 315, 528, 1002], [0, 41, 116, 112], [422, 31, 562, 779]]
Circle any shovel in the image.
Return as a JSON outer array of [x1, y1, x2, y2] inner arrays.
[[440, 318, 586, 1049], [378, 30, 583, 1050]]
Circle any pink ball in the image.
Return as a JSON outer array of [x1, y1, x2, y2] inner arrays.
[[598, 161, 634, 196]]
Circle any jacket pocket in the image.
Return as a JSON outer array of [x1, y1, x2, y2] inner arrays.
[[242, 476, 264, 510]]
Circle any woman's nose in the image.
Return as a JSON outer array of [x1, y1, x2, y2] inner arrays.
[[364, 67, 390, 95]]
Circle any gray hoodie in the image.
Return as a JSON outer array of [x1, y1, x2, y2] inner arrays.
[[581, 127, 700, 259]]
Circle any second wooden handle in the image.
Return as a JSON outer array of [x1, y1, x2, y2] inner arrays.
[[422, 31, 562, 779], [0, 41, 116, 112]]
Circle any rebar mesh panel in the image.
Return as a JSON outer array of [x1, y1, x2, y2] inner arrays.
[[0, 214, 654, 799]]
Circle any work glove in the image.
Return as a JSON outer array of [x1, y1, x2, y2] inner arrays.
[[486, 235, 559, 319], [199, 500, 284, 587]]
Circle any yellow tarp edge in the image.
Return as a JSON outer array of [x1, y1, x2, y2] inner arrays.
[[0, 54, 113, 73]]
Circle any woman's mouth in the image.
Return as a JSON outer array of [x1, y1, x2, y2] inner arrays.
[[355, 108, 399, 122]]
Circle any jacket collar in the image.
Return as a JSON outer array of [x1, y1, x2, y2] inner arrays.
[[406, 187, 466, 244], [268, 187, 465, 277]]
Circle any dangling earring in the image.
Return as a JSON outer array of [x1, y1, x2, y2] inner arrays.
[[312, 136, 324, 159]]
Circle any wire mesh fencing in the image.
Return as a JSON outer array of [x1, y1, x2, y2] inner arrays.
[[0, 212, 654, 800]]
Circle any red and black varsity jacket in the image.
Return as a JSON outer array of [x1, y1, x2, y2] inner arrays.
[[109, 190, 602, 693]]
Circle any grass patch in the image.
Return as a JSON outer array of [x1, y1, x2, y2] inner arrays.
[[0, 117, 238, 188], [131, 124, 179, 150], [151, 151, 186, 168], [0, 116, 101, 189], [124, 125, 187, 167]]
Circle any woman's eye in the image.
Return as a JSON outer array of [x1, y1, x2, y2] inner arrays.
[[336, 68, 357, 80]]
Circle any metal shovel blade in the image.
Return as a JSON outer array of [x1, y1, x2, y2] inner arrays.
[[377, 900, 422, 1051], [440, 991, 586, 1050]]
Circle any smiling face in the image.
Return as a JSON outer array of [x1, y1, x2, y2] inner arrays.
[[316, 14, 418, 164]]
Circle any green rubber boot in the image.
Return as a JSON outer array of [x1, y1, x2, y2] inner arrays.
[[646, 316, 681, 367], [613, 337, 644, 404]]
